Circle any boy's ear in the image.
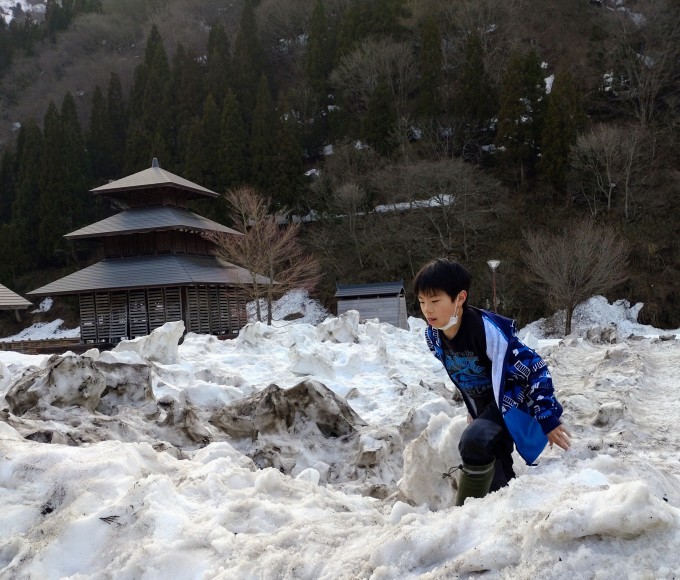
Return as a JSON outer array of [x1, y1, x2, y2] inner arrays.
[[457, 290, 468, 303]]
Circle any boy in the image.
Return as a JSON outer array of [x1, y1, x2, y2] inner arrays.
[[413, 258, 570, 506]]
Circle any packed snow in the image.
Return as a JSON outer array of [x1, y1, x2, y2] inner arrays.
[[0, 0, 45, 24], [0, 291, 679, 579]]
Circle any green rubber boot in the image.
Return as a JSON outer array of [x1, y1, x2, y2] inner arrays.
[[455, 461, 496, 506]]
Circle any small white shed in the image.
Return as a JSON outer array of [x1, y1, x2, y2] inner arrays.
[[335, 281, 408, 329]]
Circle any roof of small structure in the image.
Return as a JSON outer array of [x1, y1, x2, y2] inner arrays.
[[65, 206, 242, 239], [27, 255, 267, 297], [90, 159, 217, 199], [335, 281, 405, 298], [0, 284, 32, 309]]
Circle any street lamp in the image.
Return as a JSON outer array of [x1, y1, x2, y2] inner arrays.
[[487, 259, 500, 312]]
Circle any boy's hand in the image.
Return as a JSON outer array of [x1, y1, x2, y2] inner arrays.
[[547, 425, 572, 451]]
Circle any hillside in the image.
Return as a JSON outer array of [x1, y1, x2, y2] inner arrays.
[[0, 0, 678, 333]]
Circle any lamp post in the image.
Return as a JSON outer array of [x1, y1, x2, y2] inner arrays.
[[487, 259, 500, 312]]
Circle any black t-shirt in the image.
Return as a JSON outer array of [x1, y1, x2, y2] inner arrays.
[[440, 306, 494, 415]]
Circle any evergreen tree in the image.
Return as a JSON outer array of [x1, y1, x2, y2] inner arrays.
[[206, 23, 231, 106], [250, 75, 277, 195], [183, 118, 204, 190], [416, 15, 443, 119], [0, 223, 19, 282], [203, 94, 222, 189], [305, 0, 333, 92], [271, 97, 304, 209], [39, 94, 90, 263], [163, 43, 206, 170], [124, 63, 150, 173], [453, 32, 497, 126], [39, 102, 68, 263], [231, 0, 266, 127], [336, 0, 409, 57], [361, 78, 397, 156], [45, 0, 74, 34], [12, 121, 43, 270], [60, 92, 92, 225], [220, 89, 249, 188], [88, 85, 111, 181], [125, 26, 170, 173], [495, 50, 546, 185], [0, 18, 13, 76], [539, 71, 586, 188], [107, 72, 127, 178], [143, 24, 164, 68], [0, 149, 15, 224]]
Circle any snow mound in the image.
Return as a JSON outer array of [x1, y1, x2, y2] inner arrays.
[[519, 295, 665, 339]]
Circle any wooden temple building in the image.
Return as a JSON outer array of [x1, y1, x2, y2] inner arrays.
[[28, 159, 264, 344]]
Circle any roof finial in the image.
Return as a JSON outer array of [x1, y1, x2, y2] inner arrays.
[[152, 157, 160, 168]]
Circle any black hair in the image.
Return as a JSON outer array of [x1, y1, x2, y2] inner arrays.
[[413, 258, 471, 304]]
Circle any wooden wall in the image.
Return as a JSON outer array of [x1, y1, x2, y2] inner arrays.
[[337, 295, 408, 329], [79, 285, 247, 343]]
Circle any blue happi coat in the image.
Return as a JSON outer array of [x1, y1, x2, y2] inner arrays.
[[425, 307, 563, 464]]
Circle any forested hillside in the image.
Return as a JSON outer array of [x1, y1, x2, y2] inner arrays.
[[0, 0, 678, 331]]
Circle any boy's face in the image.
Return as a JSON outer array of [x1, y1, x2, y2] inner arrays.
[[417, 289, 466, 328]]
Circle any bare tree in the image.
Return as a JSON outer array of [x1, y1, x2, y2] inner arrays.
[[570, 123, 648, 220], [204, 186, 321, 325], [609, 1, 680, 129], [332, 182, 369, 268], [330, 38, 418, 116], [369, 158, 503, 261], [522, 221, 629, 335]]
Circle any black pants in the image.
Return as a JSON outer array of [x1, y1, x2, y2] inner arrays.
[[458, 404, 516, 492]]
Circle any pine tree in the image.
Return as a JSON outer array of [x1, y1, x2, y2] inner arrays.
[[305, 0, 333, 92], [206, 23, 230, 106], [107, 72, 127, 177], [231, 0, 265, 128], [124, 64, 150, 173], [60, 92, 92, 226], [12, 121, 43, 270], [0, 18, 13, 76], [271, 96, 304, 210], [143, 24, 164, 68], [454, 32, 497, 126], [181, 118, 204, 185], [361, 78, 397, 156], [220, 89, 249, 189], [495, 50, 546, 185], [336, 0, 409, 57], [416, 15, 443, 119], [88, 85, 111, 181], [125, 26, 171, 173], [250, 75, 277, 195], [200, 94, 222, 191], [0, 149, 15, 224], [39, 101, 68, 263], [539, 71, 586, 188], [164, 43, 206, 170]]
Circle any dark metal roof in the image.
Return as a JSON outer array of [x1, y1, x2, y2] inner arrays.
[[27, 255, 269, 297], [65, 207, 242, 239], [90, 162, 218, 198], [0, 284, 32, 309], [335, 281, 405, 298]]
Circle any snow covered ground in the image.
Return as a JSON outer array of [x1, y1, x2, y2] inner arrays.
[[0, 292, 679, 579]]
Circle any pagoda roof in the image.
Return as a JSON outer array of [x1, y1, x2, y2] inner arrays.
[[90, 159, 218, 199], [0, 284, 32, 309], [27, 255, 267, 297], [65, 206, 242, 239]]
